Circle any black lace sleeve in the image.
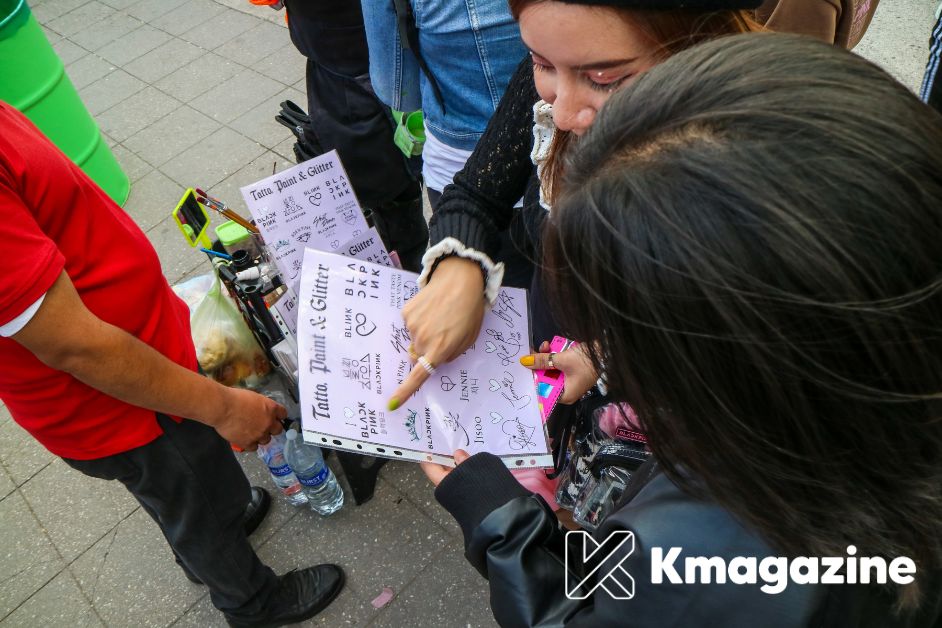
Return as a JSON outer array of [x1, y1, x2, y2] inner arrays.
[[427, 56, 539, 261]]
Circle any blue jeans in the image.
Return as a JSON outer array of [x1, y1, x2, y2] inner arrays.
[[362, 0, 525, 151], [922, 9, 942, 112]]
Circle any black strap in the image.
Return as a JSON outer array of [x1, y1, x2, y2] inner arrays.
[[275, 100, 324, 163], [391, 0, 445, 112]]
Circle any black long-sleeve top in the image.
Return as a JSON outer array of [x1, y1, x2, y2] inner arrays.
[[428, 57, 545, 268]]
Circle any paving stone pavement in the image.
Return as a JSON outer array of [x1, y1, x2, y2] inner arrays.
[[0, 0, 936, 625]]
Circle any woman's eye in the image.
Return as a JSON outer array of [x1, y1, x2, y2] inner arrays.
[[530, 54, 554, 74], [587, 74, 630, 92]]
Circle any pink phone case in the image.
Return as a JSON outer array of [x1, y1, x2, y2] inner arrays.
[[533, 336, 575, 423]]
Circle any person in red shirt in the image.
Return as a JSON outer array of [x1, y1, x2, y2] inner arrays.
[[0, 102, 343, 627]]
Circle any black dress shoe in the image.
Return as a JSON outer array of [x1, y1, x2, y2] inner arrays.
[[180, 487, 272, 585], [243, 486, 271, 537], [225, 564, 345, 628]]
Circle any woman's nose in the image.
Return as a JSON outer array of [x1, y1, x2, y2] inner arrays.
[[552, 89, 596, 135]]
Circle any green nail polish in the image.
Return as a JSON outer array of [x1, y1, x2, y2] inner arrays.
[[388, 398, 400, 411]]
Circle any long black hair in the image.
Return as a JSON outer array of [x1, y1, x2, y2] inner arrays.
[[545, 33, 942, 606]]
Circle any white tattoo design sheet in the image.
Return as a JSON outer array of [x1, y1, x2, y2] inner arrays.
[[297, 248, 552, 468], [240, 151, 370, 297]]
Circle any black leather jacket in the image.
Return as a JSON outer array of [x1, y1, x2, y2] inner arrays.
[[435, 453, 942, 628]]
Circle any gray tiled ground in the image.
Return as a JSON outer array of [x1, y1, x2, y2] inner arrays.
[[1, 0, 934, 625], [20, 460, 138, 563], [70, 508, 207, 627]]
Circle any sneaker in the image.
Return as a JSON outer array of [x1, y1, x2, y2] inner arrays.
[[225, 564, 345, 628]]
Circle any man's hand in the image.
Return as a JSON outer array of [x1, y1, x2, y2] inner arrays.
[[13, 271, 285, 446], [215, 387, 286, 451]]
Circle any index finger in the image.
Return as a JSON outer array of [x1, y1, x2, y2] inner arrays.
[[387, 360, 432, 410]]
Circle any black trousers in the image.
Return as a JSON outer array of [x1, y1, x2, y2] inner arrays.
[[64, 414, 279, 617], [282, 0, 419, 208]]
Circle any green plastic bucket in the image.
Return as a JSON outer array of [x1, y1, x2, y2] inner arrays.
[[0, 0, 129, 205]]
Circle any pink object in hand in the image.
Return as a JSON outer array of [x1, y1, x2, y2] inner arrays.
[[511, 468, 560, 510], [533, 336, 576, 423]]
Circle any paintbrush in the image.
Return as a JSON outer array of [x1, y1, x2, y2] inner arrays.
[[195, 188, 259, 234]]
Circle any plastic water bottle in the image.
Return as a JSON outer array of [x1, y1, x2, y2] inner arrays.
[[257, 433, 308, 507], [284, 429, 344, 515]]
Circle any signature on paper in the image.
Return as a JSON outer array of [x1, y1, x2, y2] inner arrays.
[[491, 291, 523, 328], [489, 370, 532, 411], [441, 412, 470, 447], [310, 212, 337, 232], [389, 322, 411, 355], [483, 329, 523, 366], [503, 417, 536, 451]]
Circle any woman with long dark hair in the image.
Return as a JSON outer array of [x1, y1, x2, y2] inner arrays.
[[422, 34, 942, 626]]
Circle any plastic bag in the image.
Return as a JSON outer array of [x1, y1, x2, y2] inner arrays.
[[172, 272, 216, 315], [191, 274, 272, 388]]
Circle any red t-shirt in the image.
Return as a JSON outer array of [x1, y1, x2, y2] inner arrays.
[[0, 103, 198, 459]]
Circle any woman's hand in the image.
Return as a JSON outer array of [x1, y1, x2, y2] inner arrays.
[[387, 256, 488, 409], [521, 342, 599, 404], [421, 449, 471, 486]]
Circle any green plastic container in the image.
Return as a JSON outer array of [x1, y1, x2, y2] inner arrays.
[[392, 109, 425, 157], [215, 220, 259, 257], [0, 0, 129, 205]]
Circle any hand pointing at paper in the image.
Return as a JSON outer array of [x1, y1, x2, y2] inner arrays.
[[386, 257, 488, 410]]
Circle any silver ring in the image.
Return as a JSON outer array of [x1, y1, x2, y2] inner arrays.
[[417, 355, 436, 375], [548, 352, 556, 369]]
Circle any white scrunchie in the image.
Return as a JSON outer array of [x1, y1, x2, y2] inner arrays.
[[417, 237, 505, 305]]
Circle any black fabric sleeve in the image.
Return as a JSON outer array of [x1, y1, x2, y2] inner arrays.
[[435, 452, 532, 543], [435, 453, 591, 627], [427, 56, 540, 260]]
